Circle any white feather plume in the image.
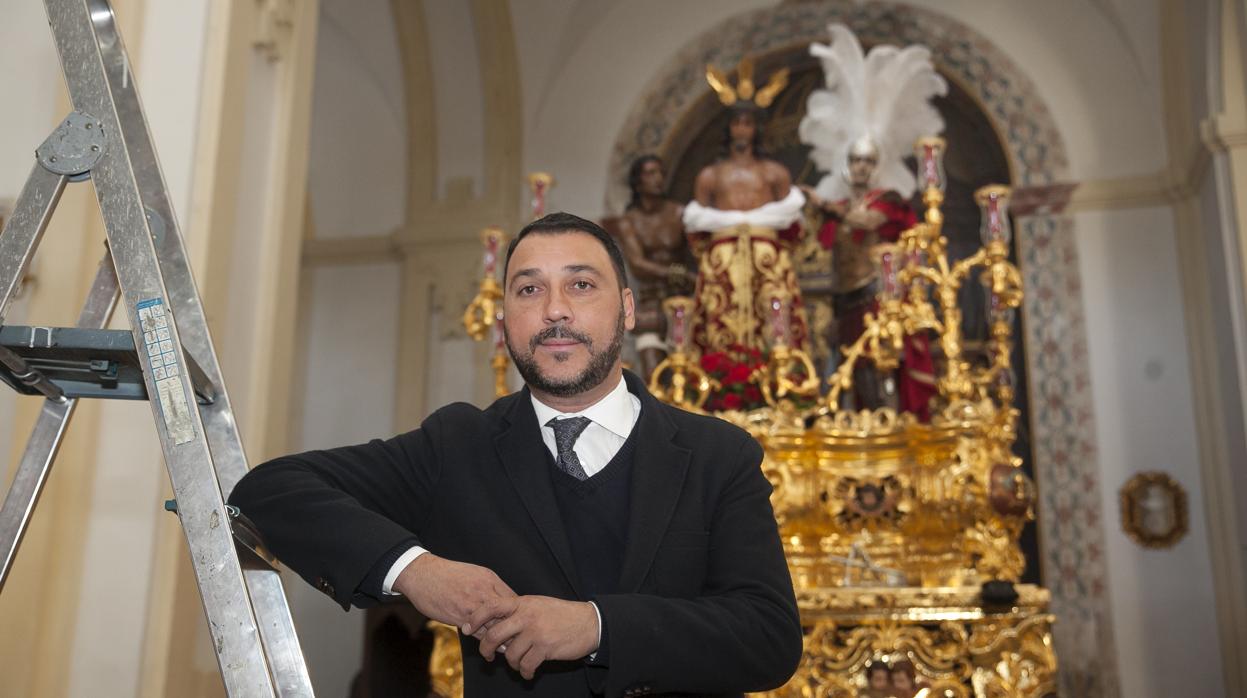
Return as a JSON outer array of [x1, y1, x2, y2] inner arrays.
[[799, 24, 947, 202]]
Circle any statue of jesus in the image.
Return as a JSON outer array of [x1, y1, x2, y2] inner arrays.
[[684, 57, 809, 355]]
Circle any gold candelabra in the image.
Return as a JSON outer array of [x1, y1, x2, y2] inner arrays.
[[827, 138, 1023, 420], [754, 294, 820, 406], [461, 226, 507, 342], [647, 297, 718, 410]]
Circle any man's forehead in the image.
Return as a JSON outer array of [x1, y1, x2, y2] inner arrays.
[[507, 231, 609, 274]]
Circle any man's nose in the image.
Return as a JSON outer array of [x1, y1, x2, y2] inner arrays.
[[543, 287, 571, 323]]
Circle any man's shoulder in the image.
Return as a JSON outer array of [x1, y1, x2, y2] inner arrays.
[[760, 157, 791, 180], [424, 392, 520, 430], [652, 400, 756, 449]]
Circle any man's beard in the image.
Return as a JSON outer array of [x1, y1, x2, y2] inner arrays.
[[505, 307, 625, 397]]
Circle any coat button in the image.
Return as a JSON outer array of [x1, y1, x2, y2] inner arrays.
[[315, 577, 335, 597]]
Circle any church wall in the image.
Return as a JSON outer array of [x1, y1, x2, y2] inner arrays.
[[294, 260, 401, 696], [1075, 206, 1227, 698], [1200, 148, 1247, 622], [308, 0, 407, 239], [294, 0, 411, 692], [423, 0, 486, 199]]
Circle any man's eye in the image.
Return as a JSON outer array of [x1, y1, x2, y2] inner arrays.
[[572, 280, 594, 291], [518, 285, 538, 296]]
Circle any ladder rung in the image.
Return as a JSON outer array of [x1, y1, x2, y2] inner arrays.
[[0, 325, 216, 403]]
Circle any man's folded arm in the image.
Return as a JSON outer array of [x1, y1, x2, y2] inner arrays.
[[593, 437, 803, 696], [227, 412, 445, 609]]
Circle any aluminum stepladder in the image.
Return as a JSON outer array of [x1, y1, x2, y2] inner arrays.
[[0, 0, 314, 695]]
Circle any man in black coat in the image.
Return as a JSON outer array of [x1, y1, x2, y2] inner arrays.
[[229, 212, 803, 697]]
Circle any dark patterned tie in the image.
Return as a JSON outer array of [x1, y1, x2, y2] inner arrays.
[[546, 416, 592, 481]]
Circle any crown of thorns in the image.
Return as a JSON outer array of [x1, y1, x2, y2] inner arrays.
[[705, 55, 789, 109]]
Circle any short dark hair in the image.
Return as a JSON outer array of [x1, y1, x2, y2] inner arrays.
[[503, 211, 629, 290]]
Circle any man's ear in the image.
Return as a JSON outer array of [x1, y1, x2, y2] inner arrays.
[[622, 288, 636, 332]]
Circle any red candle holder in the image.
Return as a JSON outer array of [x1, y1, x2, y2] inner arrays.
[[975, 184, 1013, 246], [768, 295, 792, 348], [663, 296, 695, 355], [914, 136, 947, 192]]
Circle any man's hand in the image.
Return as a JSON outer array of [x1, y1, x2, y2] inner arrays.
[[391, 553, 515, 630], [467, 596, 600, 680]]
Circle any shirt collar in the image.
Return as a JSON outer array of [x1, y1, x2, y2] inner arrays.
[[530, 373, 636, 440]]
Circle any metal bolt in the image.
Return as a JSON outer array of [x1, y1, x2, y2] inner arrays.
[[49, 156, 57, 162], [91, 145, 99, 152], [85, 122, 93, 129]]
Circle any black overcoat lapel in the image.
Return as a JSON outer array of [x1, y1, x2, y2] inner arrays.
[[617, 371, 692, 592]]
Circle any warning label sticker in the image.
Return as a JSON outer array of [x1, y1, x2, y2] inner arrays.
[[137, 298, 195, 445]]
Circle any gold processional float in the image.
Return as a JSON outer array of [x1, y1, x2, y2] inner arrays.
[[443, 141, 1058, 697]]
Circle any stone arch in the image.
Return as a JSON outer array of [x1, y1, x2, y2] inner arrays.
[[604, 3, 1114, 696]]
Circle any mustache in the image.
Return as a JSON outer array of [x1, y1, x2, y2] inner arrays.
[[529, 324, 592, 351]]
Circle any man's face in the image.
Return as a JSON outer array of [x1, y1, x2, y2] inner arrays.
[[868, 669, 889, 690], [638, 160, 665, 197], [729, 112, 757, 152], [503, 231, 635, 397], [849, 153, 878, 188]]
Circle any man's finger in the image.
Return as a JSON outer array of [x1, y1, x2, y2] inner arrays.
[[504, 634, 535, 674], [519, 645, 546, 680], [469, 617, 499, 640], [464, 596, 516, 636], [479, 615, 522, 661]]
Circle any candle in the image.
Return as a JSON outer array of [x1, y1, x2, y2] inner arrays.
[[483, 235, 498, 276], [492, 311, 505, 353], [768, 296, 791, 347], [480, 227, 505, 278], [527, 172, 555, 220], [671, 304, 686, 348], [880, 249, 899, 299], [913, 136, 947, 192], [663, 296, 693, 353], [975, 185, 1013, 245]]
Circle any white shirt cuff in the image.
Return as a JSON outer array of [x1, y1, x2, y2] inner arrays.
[[588, 600, 602, 660], [382, 545, 427, 595]]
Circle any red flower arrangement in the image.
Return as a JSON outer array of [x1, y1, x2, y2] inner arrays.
[[700, 345, 767, 412]]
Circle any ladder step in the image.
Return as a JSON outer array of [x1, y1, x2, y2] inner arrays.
[[0, 325, 215, 403]]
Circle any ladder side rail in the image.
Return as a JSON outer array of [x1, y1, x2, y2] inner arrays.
[[0, 255, 118, 590], [79, 0, 250, 492], [44, 1, 277, 694], [0, 166, 67, 322], [77, 2, 316, 694]]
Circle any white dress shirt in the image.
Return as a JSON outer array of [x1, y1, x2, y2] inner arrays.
[[530, 374, 641, 478], [381, 374, 640, 595]]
